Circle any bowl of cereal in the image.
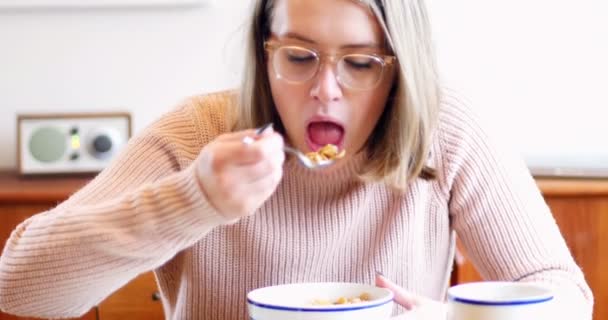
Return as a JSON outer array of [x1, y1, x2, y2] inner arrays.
[[247, 282, 394, 320]]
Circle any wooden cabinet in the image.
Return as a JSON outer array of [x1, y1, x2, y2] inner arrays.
[[97, 272, 165, 320], [453, 178, 608, 320], [0, 172, 164, 320], [0, 312, 97, 320]]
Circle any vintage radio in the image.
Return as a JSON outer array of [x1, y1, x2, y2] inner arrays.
[[17, 113, 132, 175]]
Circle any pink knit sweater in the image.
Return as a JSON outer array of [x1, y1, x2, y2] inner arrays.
[[0, 91, 593, 319]]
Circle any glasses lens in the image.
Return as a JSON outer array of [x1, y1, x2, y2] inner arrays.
[[273, 46, 319, 83], [337, 54, 385, 90]]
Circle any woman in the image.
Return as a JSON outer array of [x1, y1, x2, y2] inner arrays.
[[0, 0, 593, 319]]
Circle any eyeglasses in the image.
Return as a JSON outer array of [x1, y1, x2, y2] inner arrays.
[[264, 41, 396, 90]]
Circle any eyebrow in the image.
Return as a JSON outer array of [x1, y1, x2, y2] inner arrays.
[[278, 32, 381, 49]]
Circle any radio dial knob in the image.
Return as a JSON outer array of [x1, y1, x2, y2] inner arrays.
[[87, 128, 121, 160], [93, 135, 113, 153]]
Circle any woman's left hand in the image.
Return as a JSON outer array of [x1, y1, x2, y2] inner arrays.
[[375, 273, 447, 320]]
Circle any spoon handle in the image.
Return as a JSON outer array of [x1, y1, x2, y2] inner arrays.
[[255, 123, 273, 135], [243, 123, 274, 145], [282, 145, 300, 156]]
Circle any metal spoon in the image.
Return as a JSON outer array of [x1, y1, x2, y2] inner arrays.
[[242, 123, 336, 170], [282, 145, 335, 169]]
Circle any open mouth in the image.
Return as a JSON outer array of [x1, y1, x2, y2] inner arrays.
[[305, 120, 345, 152]]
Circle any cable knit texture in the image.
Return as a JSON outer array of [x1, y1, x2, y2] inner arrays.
[[0, 90, 593, 319]]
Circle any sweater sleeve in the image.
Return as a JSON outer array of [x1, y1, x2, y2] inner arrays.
[[0, 98, 232, 318], [440, 93, 594, 318]]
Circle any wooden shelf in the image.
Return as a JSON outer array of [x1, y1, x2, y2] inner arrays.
[[535, 177, 608, 197], [3, 170, 606, 202], [0, 171, 93, 204]]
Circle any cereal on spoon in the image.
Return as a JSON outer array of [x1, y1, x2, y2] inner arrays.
[[305, 144, 346, 164]]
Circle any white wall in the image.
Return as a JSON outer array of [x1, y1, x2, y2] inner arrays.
[[428, 0, 608, 173], [0, 1, 250, 169], [1, 0, 607, 173]]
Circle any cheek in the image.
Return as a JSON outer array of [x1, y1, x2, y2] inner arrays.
[[357, 98, 386, 130], [361, 80, 393, 119], [267, 71, 304, 136], [349, 86, 392, 144], [267, 66, 286, 111], [268, 79, 289, 115], [366, 76, 395, 118], [268, 71, 308, 115]]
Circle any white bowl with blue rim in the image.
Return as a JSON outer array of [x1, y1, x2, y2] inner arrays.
[[447, 281, 554, 320], [247, 282, 394, 320]]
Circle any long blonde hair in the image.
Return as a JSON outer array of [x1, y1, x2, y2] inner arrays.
[[236, 0, 440, 191]]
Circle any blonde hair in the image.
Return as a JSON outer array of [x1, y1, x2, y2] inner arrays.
[[236, 0, 440, 191]]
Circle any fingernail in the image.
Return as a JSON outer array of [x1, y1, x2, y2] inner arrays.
[[242, 136, 255, 145], [375, 270, 385, 277]]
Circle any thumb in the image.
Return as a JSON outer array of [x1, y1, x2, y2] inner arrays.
[[375, 272, 422, 311]]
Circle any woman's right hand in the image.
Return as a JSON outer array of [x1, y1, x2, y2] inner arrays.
[[195, 126, 285, 221]]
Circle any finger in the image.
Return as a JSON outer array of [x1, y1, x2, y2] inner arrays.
[[242, 132, 284, 166], [223, 123, 275, 144], [375, 272, 421, 310], [239, 132, 284, 165], [216, 133, 284, 166], [228, 152, 283, 183], [216, 129, 259, 142], [226, 165, 283, 215], [237, 137, 285, 183], [242, 126, 275, 145], [243, 163, 283, 195]]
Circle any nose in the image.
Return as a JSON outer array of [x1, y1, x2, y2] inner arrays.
[[310, 62, 343, 104]]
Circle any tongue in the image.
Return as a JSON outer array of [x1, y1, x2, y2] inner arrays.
[[308, 122, 343, 146]]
